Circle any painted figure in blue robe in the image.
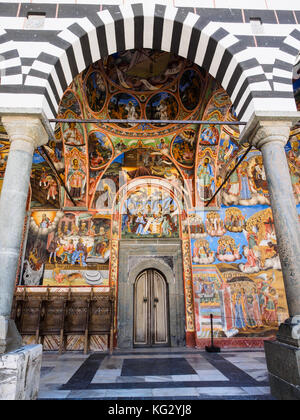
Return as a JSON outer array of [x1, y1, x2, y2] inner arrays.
[[136, 213, 147, 235], [239, 161, 252, 200], [71, 239, 87, 266], [234, 292, 246, 329]]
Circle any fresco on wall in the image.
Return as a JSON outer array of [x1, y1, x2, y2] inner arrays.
[[30, 150, 61, 209], [51, 125, 65, 172], [85, 71, 107, 114], [171, 127, 197, 168], [121, 186, 180, 239], [26, 47, 209, 215], [20, 211, 111, 287], [198, 90, 231, 148], [221, 145, 300, 207], [0, 139, 9, 172], [0, 123, 9, 198], [62, 118, 85, 147], [58, 90, 82, 117], [196, 150, 217, 204], [92, 148, 184, 210], [16, 49, 300, 215], [102, 49, 187, 92], [190, 80, 300, 340], [190, 204, 297, 339], [0, 127, 8, 195], [108, 93, 141, 128], [0, 126, 9, 197], [65, 148, 88, 206], [285, 135, 300, 204], [293, 55, 300, 111], [15, 47, 300, 350], [146, 92, 179, 125], [193, 264, 287, 339], [88, 131, 113, 170], [179, 69, 202, 111], [218, 132, 239, 167]]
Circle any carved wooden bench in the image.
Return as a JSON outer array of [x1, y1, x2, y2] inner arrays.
[[12, 288, 115, 354]]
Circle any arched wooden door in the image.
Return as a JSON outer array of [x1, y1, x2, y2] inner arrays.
[[133, 269, 170, 347]]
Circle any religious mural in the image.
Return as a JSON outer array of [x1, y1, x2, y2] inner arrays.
[[0, 124, 9, 197], [294, 56, 300, 112], [121, 186, 179, 239], [196, 148, 217, 205], [20, 211, 110, 287], [190, 205, 293, 339], [2, 47, 299, 349], [85, 71, 107, 114], [171, 127, 197, 168], [30, 149, 61, 209], [103, 49, 186, 92], [92, 148, 184, 210], [193, 265, 286, 339]]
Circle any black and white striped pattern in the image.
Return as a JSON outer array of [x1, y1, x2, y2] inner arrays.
[[0, 3, 299, 125], [0, 28, 22, 86], [273, 28, 300, 92]]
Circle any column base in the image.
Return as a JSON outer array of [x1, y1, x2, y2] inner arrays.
[[276, 316, 300, 347], [264, 318, 300, 400], [268, 372, 300, 400], [0, 316, 22, 354], [0, 344, 43, 400]]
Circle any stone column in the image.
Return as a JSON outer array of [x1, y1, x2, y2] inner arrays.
[[0, 116, 48, 354], [246, 118, 300, 400]]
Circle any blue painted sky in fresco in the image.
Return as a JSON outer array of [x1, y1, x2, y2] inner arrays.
[[191, 204, 300, 265], [110, 93, 139, 107], [293, 78, 300, 91], [32, 152, 45, 164]]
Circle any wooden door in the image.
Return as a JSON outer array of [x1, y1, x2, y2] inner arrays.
[[133, 269, 169, 347]]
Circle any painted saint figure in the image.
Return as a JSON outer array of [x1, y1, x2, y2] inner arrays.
[[39, 214, 51, 229], [197, 157, 215, 202], [67, 158, 86, 200], [63, 122, 84, 146], [288, 139, 300, 169], [125, 101, 139, 123], [238, 161, 252, 200], [252, 155, 268, 193], [226, 162, 239, 197], [233, 291, 246, 330], [135, 213, 147, 236], [200, 125, 219, 145], [71, 238, 88, 266], [45, 176, 58, 201], [289, 164, 300, 199]]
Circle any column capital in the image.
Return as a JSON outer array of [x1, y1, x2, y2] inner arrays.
[[239, 112, 300, 150], [2, 116, 48, 153], [250, 122, 291, 150]]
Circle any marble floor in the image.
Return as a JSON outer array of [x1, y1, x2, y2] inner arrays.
[[38, 348, 274, 400]]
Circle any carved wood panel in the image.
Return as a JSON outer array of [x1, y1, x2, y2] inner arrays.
[[12, 289, 114, 354]]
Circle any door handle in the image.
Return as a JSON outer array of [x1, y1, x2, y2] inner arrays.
[[154, 297, 159, 303], [143, 297, 148, 303]]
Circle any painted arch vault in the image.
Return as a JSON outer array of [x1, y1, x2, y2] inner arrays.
[[1, 48, 300, 348]]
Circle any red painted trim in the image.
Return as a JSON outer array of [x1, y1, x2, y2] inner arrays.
[[195, 336, 276, 349]]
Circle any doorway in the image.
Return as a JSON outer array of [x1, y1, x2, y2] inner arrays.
[[133, 269, 170, 347]]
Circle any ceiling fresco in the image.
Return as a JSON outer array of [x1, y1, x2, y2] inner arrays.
[[0, 48, 299, 346], [0, 48, 298, 213]]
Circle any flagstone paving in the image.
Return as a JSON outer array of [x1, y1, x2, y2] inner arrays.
[[37, 348, 274, 400]]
